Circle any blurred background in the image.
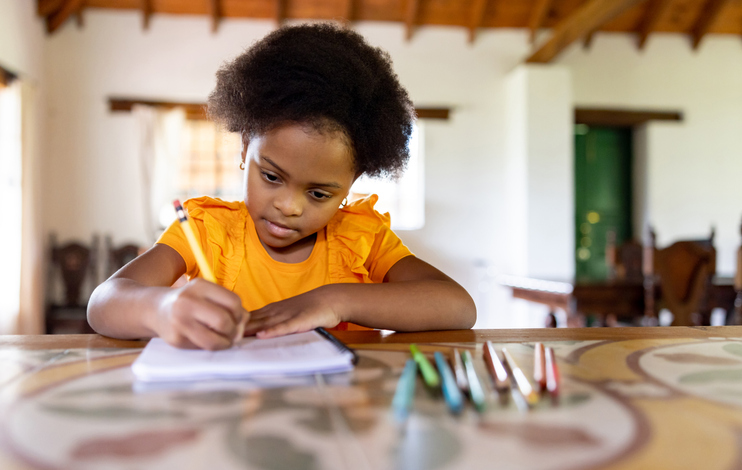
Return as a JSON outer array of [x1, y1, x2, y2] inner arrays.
[[1, 0, 741, 335]]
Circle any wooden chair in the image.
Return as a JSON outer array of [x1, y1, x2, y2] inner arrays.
[[735, 219, 742, 325], [644, 228, 716, 326], [606, 232, 643, 282], [103, 235, 142, 279], [45, 234, 98, 334]]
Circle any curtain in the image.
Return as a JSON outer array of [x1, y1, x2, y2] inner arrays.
[[0, 80, 22, 334], [17, 80, 44, 334], [132, 105, 186, 244]]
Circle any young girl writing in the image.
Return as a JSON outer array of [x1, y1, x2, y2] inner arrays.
[[88, 23, 476, 350]]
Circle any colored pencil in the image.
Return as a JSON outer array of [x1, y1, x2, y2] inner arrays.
[[483, 341, 511, 392], [533, 342, 547, 392], [545, 346, 560, 398], [451, 348, 469, 392], [502, 347, 539, 406], [392, 359, 418, 422], [460, 350, 486, 412], [434, 352, 464, 415], [173, 199, 216, 283], [410, 344, 440, 388]]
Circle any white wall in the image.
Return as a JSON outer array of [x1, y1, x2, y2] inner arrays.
[[38, 12, 742, 328], [562, 33, 742, 275]]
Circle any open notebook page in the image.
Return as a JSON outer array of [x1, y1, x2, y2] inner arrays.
[[132, 330, 355, 382]]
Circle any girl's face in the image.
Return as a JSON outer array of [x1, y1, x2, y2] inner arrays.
[[241, 123, 357, 253]]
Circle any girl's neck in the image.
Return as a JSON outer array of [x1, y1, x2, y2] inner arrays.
[[259, 232, 318, 263]]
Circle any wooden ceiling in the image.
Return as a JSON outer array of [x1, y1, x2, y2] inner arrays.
[[38, 0, 742, 63]]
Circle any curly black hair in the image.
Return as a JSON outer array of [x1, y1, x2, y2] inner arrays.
[[207, 23, 415, 179]]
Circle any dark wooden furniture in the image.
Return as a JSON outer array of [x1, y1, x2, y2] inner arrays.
[[736, 219, 742, 325], [500, 275, 735, 327], [644, 228, 716, 326], [45, 234, 98, 334], [103, 235, 142, 279]]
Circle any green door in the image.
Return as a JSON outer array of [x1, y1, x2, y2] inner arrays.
[[574, 125, 633, 282]]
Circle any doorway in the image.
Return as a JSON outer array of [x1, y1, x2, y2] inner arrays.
[[574, 125, 633, 282]]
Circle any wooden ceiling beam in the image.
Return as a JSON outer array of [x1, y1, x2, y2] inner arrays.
[[526, 0, 646, 64], [141, 0, 152, 30], [275, 0, 285, 27], [583, 30, 595, 49], [46, 0, 85, 34], [529, 0, 553, 45], [690, 0, 730, 50], [636, 0, 672, 49], [208, 0, 221, 33], [468, 0, 488, 44], [342, 0, 355, 27], [405, 0, 419, 41], [38, 0, 64, 17]]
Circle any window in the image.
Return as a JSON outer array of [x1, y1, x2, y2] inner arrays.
[[177, 120, 242, 201], [350, 121, 425, 230]]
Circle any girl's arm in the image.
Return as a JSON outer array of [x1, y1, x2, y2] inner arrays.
[[87, 244, 246, 350], [244, 255, 476, 338]]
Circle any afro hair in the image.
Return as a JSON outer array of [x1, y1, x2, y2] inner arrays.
[[207, 23, 415, 179]]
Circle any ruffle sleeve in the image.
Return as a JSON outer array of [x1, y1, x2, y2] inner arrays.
[[183, 197, 246, 291], [326, 194, 392, 284]]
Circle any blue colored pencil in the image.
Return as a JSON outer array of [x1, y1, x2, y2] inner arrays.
[[434, 352, 464, 415], [461, 350, 487, 412], [392, 359, 418, 422]]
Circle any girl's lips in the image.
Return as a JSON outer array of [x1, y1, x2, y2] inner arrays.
[[264, 219, 296, 238]]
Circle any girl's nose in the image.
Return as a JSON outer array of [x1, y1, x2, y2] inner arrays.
[[274, 191, 303, 217]]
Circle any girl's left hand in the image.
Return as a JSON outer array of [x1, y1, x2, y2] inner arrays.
[[242, 285, 343, 338]]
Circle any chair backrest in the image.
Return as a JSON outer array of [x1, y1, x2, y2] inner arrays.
[[644, 227, 716, 326], [606, 232, 643, 282], [48, 234, 98, 307], [736, 219, 742, 292], [104, 235, 142, 279]]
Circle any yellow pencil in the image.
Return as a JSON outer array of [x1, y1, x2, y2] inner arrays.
[[173, 199, 216, 283], [173, 200, 246, 342]]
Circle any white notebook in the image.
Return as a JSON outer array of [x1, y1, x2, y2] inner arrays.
[[132, 329, 357, 382]]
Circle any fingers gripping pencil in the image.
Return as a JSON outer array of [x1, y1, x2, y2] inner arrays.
[[173, 200, 247, 342]]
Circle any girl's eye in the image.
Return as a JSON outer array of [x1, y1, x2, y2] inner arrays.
[[261, 171, 279, 183], [310, 191, 331, 200]]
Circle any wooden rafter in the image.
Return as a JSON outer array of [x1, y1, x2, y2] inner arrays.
[[690, 0, 729, 50], [468, 0, 488, 44], [529, 0, 552, 45], [636, 0, 672, 49], [526, 0, 646, 63], [38, 0, 64, 17], [405, 0, 419, 41], [275, 0, 286, 26], [141, 0, 152, 30], [46, 0, 85, 34], [342, 0, 355, 26], [208, 0, 221, 33], [583, 30, 595, 49]]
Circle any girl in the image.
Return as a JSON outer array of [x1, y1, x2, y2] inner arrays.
[[88, 23, 476, 350]]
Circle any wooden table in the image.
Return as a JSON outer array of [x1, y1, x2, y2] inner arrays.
[[500, 275, 737, 327], [3, 328, 742, 469]]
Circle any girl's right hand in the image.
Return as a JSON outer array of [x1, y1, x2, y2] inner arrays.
[[153, 278, 248, 350]]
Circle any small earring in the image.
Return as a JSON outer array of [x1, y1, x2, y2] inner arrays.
[[239, 161, 245, 170], [340, 197, 348, 208]]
